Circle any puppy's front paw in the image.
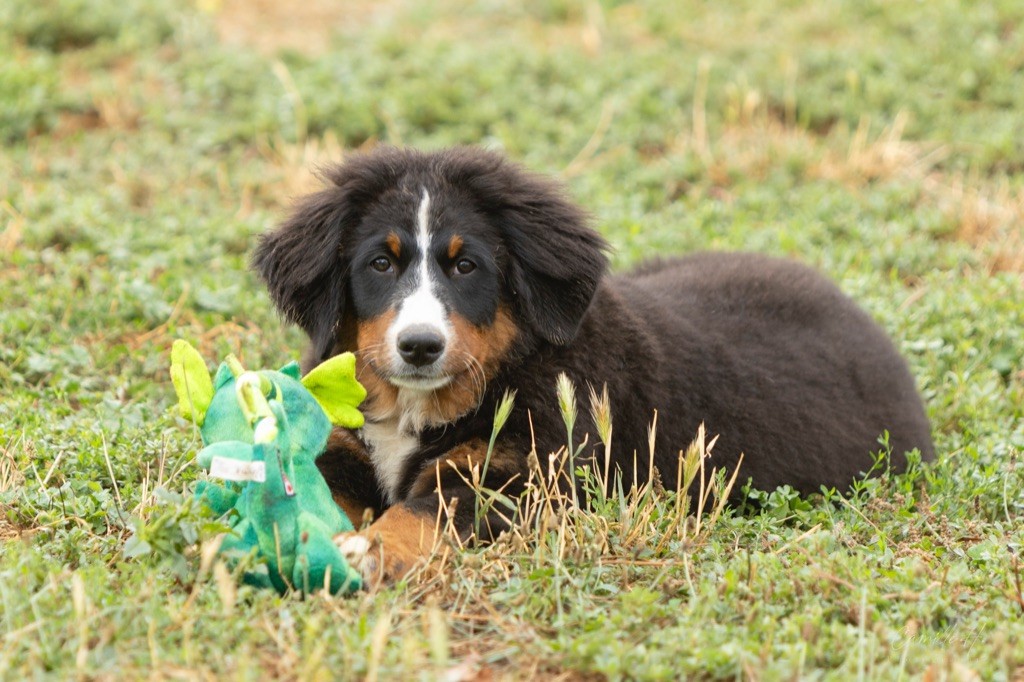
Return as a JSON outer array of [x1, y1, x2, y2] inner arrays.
[[335, 532, 382, 587], [335, 530, 418, 589]]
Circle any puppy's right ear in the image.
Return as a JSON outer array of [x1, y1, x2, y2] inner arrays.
[[252, 187, 352, 363]]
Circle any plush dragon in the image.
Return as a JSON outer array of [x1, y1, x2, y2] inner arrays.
[[170, 340, 366, 596]]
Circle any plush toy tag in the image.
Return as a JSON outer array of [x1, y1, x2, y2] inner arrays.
[[209, 456, 266, 483]]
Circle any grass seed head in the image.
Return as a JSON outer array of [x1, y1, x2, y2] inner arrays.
[[555, 373, 578, 433]]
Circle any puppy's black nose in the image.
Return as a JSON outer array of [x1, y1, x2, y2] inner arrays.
[[397, 326, 445, 367]]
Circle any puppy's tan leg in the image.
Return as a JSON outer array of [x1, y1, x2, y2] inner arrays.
[[336, 505, 439, 588]]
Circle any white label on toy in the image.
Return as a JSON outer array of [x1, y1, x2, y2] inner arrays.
[[209, 456, 266, 483]]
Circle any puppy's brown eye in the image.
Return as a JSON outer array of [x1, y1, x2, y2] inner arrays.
[[454, 258, 476, 275], [371, 256, 393, 273]]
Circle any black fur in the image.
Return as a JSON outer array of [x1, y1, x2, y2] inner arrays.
[[254, 146, 935, 540], [451, 253, 936, 496]]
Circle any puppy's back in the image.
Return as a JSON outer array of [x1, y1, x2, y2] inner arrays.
[[616, 252, 934, 494]]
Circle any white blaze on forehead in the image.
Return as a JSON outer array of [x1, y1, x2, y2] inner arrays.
[[387, 189, 451, 360], [416, 187, 431, 251]]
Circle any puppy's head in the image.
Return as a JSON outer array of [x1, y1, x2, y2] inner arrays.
[[253, 147, 608, 422]]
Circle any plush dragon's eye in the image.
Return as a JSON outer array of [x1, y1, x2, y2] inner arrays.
[[454, 258, 476, 275], [370, 256, 393, 273]]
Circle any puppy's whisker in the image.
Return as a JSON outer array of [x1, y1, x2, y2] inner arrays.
[[467, 354, 486, 398]]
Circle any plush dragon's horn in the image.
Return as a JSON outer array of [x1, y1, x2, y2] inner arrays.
[[170, 340, 214, 426], [301, 353, 367, 429]]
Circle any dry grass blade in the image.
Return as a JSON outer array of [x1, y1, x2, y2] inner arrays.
[[256, 130, 348, 203], [0, 436, 27, 541], [443, 398, 744, 598], [1, 200, 26, 254], [0, 435, 25, 494]]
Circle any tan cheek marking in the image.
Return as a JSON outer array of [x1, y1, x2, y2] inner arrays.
[[430, 386, 478, 427], [449, 306, 518, 376], [447, 235, 464, 260], [355, 310, 395, 351], [483, 306, 518, 374], [355, 311, 399, 420], [426, 306, 519, 424], [386, 232, 402, 260]]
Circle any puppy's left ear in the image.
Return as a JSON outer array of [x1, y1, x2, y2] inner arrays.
[[252, 187, 352, 363], [493, 165, 608, 345]]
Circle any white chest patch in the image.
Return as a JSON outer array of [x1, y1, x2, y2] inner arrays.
[[362, 420, 419, 504], [361, 388, 435, 504]]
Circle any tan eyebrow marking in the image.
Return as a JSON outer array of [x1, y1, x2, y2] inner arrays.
[[386, 232, 402, 259], [447, 235, 464, 260]]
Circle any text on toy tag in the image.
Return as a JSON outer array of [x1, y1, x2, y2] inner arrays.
[[209, 456, 266, 483]]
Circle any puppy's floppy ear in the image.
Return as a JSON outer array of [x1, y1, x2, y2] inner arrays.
[[252, 149, 405, 363], [506, 214, 608, 345], [450, 149, 608, 345]]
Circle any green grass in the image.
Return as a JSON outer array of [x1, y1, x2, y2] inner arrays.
[[2, 0, 1023, 678]]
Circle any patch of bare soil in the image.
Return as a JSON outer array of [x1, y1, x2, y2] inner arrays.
[[0, 515, 21, 542], [213, 0, 398, 56]]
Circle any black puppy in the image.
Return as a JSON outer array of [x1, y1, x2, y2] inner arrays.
[[253, 146, 933, 584]]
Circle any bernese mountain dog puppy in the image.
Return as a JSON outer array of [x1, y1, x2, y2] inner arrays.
[[253, 146, 934, 586]]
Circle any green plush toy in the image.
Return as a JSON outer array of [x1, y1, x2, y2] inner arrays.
[[170, 340, 366, 596]]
